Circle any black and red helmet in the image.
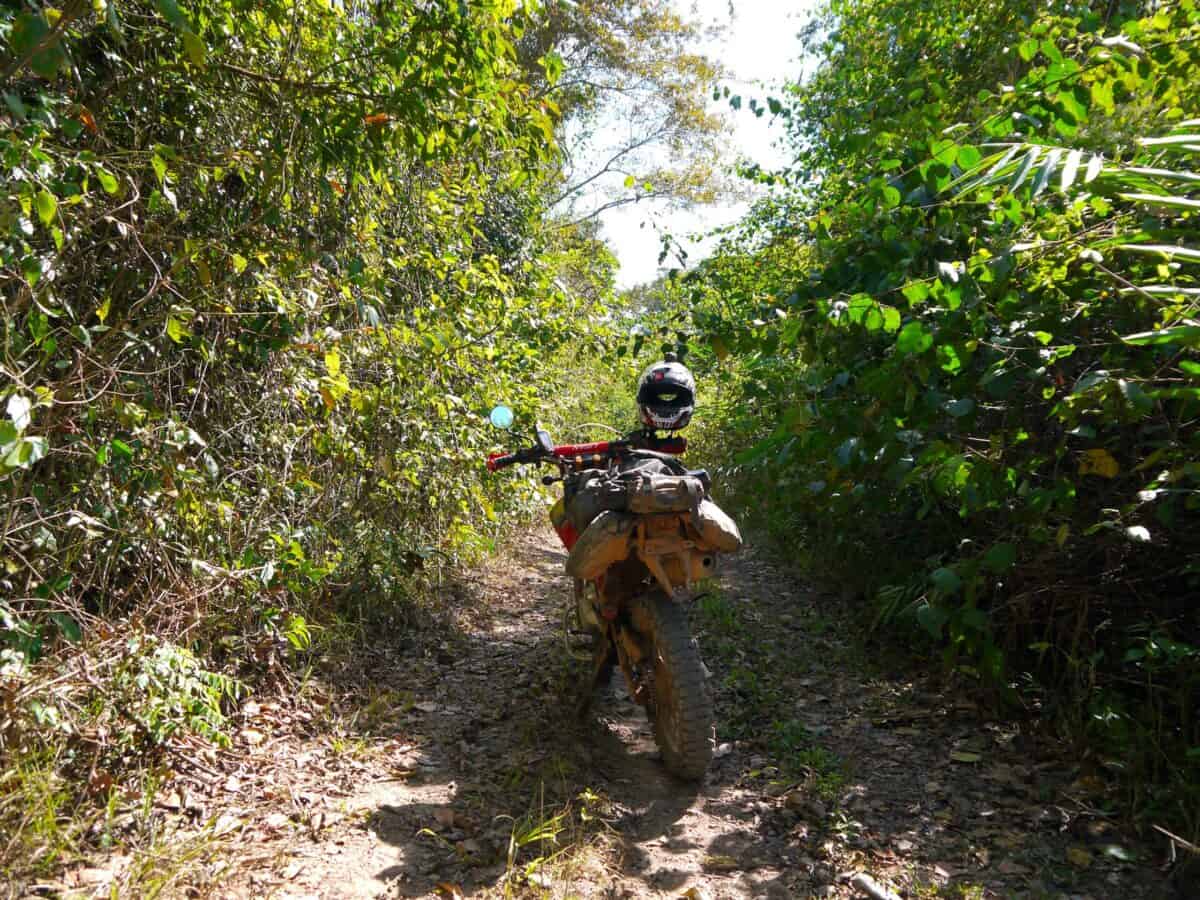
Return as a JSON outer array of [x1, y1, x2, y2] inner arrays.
[[637, 354, 696, 431]]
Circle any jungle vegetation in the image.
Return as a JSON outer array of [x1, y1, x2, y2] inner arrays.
[[1, 0, 1198, 880]]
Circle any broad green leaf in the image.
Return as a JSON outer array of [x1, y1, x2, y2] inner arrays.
[[182, 30, 207, 67], [49, 612, 82, 642], [957, 146, 982, 170], [896, 321, 933, 355], [96, 168, 119, 194], [881, 306, 901, 333], [1084, 154, 1104, 183], [166, 315, 191, 343], [4, 436, 47, 470], [930, 567, 962, 594], [1091, 79, 1114, 114], [938, 344, 963, 373], [12, 12, 68, 79], [324, 349, 341, 376], [35, 190, 57, 227], [155, 0, 190, 30], [902, 282, 930, 305]]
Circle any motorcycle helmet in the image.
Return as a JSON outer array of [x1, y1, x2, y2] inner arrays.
[[637, 353, 696, 431]]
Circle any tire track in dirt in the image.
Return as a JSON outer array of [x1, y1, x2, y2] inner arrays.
[[206, 528, 1176, 900]]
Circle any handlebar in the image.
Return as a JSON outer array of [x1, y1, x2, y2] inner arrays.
[[486, 451, 519, 472], [486, 431, 686, 473]]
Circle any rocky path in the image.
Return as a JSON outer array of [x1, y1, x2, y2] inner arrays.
[[67, 529, 1181, 899]]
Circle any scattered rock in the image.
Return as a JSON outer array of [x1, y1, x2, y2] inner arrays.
[[850, 872, 902, 900]]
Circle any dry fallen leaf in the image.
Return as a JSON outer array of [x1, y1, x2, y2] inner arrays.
[[433, 807, 456, 830], [679, 887, 713, 900], [434, 882, 464, 899], [702, 854, 740, 872]]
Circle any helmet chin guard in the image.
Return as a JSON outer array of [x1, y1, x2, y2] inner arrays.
[[637, 357, 696, 432]]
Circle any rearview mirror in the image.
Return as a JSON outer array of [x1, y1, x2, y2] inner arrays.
[[489, 405, 514, 429]]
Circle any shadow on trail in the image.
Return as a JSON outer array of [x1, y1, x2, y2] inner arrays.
[[318, 533, 706, 897]]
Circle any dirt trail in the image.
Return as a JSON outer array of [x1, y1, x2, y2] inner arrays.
[[73, 529, 1180, 899]]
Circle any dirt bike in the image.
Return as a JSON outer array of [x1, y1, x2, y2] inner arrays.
[[485, 409, 742, 780]]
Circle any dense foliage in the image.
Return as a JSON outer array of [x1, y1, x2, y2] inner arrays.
[[4, 0, 1199, 877], [0, 0, 667, 874], [678, 0, 1200, 828]]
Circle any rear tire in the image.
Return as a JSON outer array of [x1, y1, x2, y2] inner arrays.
[[632, 591, 714, 780]]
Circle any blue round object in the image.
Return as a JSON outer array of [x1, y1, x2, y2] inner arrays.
[[489, 405, 514, 429]]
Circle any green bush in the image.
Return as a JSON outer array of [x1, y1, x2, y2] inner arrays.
[[674, 0, 1200, 829]]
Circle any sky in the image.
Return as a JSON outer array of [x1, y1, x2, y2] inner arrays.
[[597, 0, 818, 288]]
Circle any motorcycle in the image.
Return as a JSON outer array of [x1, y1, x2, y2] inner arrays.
[[485, 407, 742, 780]]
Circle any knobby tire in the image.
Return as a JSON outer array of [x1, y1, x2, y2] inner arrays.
[[635, 590, 714, 780]]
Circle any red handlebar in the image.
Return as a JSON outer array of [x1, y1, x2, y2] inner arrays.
[[552, 440, 612, 457], [487, 451, 517, 472], [486, 435, 686, 472], [552, 437, 686, 457]]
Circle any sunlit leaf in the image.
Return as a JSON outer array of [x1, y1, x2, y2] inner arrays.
[[1010, 146, 1042, 192], [1117, 193, 1200, 211], [1060, 149, 1082, 191], [35, 190, 57, 227], [896, 321, 933, 355], [1121, 326, 1200, 346], [1117, 244, 1200, 263]]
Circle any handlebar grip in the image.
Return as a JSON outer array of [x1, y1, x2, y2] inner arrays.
[[487, 452, 518, 472]]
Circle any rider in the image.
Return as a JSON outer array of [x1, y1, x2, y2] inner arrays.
[[631, 352, 695, 451]]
